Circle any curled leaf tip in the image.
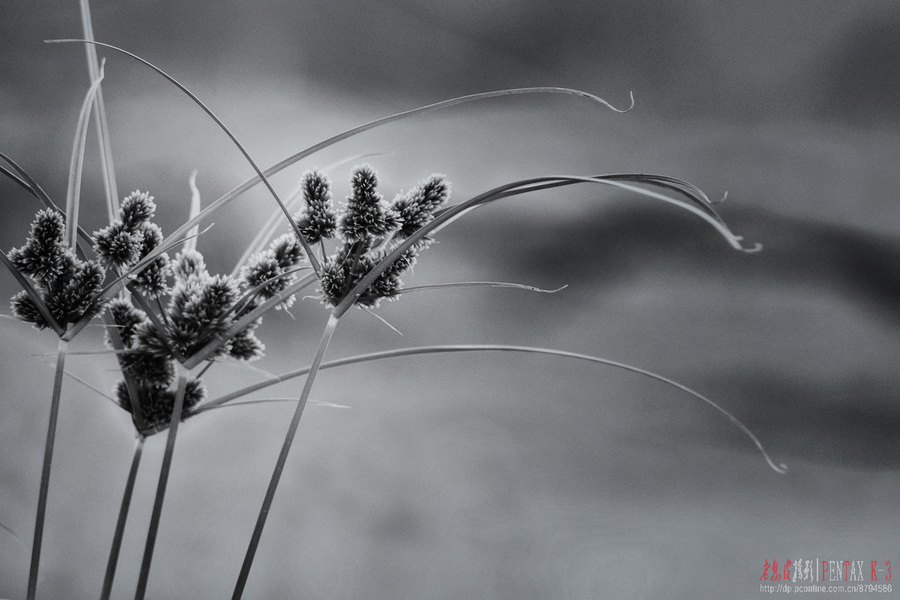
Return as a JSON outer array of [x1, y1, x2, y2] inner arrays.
[[577, 89, 634, 113], [712, 191, 729, 205], [740, 240, 764, 253]]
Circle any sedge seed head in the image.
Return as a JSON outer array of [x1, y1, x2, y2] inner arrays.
[[10, 290, 50, 329], [296, 170, 337, 244], [338, 164, 399, 243], [119, 190, 156, 229]]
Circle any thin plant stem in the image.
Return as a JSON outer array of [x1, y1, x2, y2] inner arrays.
[[134, 371, 188, 600], [232, 314, 340, 600], [27, 338, 68, 600], [101, 435, 145, 600]]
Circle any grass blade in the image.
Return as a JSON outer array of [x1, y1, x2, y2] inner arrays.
[[46, 39, 319, 272], [185, 170, 201, 253], [0, 152, 56, 208], [232, 314, 340, 599], [334, 173, 759, 317], [65, 61, 106, 249], [100, 435, 144, 600], [79, 0, 119, 221], [400, 281, 567, 296], [199, 344, 786, 474], [27, 338, 68, 600]]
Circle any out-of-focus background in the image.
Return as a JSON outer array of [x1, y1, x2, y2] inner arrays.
[[2, 1, 899, 598]]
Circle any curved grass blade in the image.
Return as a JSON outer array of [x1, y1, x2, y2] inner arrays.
[[79, 0, 119, 222], [185, 170, 201, 253], [46, 39, 319, 272], [0, 152, 55, 208], [198, 344, 786, 474], [334, 174, 759, 317], [43, 42, 633, 279], [201, 397, 350, 411], [65, 61, 106, 249], [400, 281, 567, 296]]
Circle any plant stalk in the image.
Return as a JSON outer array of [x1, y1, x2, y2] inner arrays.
[[134, 371, 187, 600], [100, 435, 145, 600], [232, 314, 340, 599], [27, 338, 68, 600]]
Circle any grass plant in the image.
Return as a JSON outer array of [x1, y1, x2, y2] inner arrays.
[[0, 2, 786, 597]]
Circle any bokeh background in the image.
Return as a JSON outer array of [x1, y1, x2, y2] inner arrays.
[[2, 1, 899, 598]]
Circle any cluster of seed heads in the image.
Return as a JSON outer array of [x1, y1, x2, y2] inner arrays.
[[312, 164, 450, 307], [8, 209, 105, 329], [8, 165, 450, 432]]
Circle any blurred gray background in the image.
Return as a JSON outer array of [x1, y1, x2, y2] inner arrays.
[[2, 1, 899, 598]]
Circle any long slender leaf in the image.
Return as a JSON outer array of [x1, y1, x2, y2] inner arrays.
[[79, 0, 119, 221], [0, 152, 55, 208], [65, 61, 106, 249], [399, 281, 567, 296], [333, 174, 759, 318], [185, 170, 201, 253], [46, 39, 319, 272], [197, 344, 786, 474]]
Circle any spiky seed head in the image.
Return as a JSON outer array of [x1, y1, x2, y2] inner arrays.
[[270, 232, 304, 269], [242, 251, 280, 290], [93, 222, 143, 267], [107, 298, 149, 348], [393, 174, 450, 239], [319, 252, 349, 306], [45, 258, 107, 324], [296, 170, 337, 244], [338, 164, 400, 242], [119, 190, 156, 229], [173, 249, 208, 284], [131, 222, 171, 297], [117, 378, 206, 431], [29, 209, 66, 249], [229, 321, 265, 361], [8, 209, 68, 280], [10, 290, 49, 329]]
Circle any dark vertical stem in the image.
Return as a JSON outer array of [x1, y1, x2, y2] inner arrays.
[[100, 435, 145, 600], [27, 338, 68, 600], [134, 373, 187, 600], [232, 314, 340, 599]]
